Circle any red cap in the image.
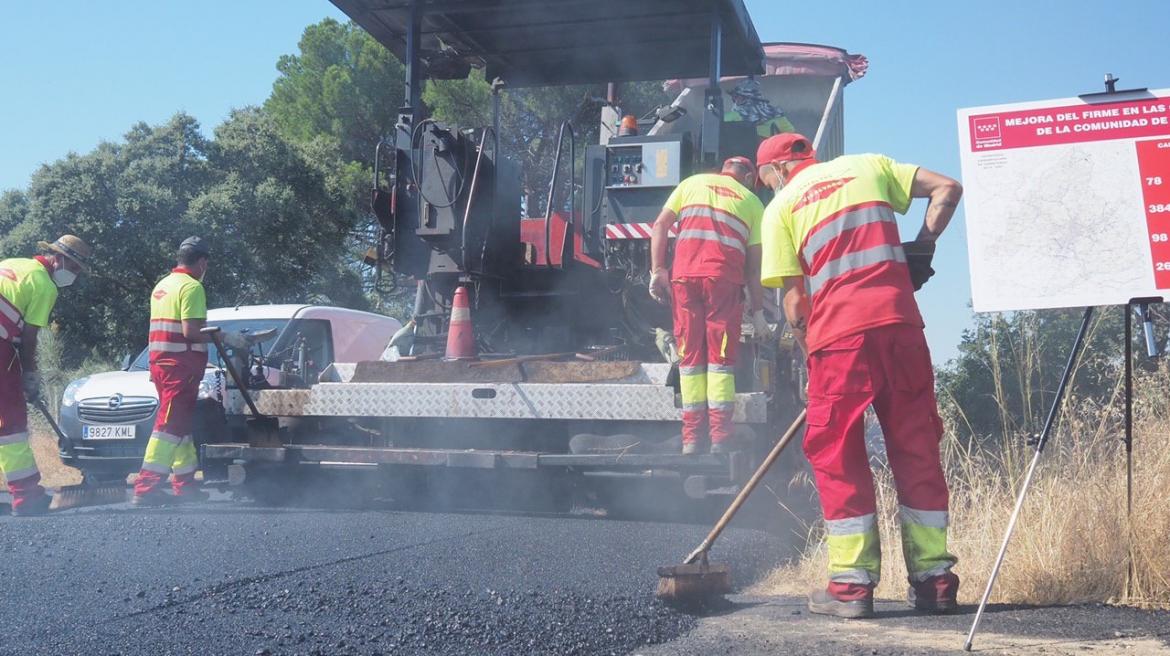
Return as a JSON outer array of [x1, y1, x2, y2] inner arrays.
[[756, 133, 815, 168], [722, 156, 756, 174]]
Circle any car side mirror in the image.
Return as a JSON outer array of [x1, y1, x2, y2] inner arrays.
[[120, 353, 133, 371]]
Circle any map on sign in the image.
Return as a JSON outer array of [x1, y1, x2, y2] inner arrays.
[[957, 89, 1170, 312]]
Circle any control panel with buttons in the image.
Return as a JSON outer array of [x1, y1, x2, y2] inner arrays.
[[604, 138, 683, 189]]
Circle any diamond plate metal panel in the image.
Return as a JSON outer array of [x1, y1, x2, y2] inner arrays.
[[227, 382, 767, 422]]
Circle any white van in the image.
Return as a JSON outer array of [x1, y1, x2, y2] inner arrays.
[[57, 305, 401, 482]]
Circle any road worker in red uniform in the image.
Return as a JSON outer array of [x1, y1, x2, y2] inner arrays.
[[757, 133, 963, 618], [0, 235, 90, 516], [650, 157, 769, 455], [132, 237, 213, 506]]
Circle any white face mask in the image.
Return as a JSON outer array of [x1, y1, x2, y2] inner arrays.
[[52, 268, 77, 288]]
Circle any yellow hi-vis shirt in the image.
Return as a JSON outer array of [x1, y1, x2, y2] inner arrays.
[[663, 173, 764, 285], [0, 258, 58, 342], [148, 268, 207, 357], [760, 153, 924, 353]]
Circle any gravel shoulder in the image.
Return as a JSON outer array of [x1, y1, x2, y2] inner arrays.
[[638, 594, 1170, 656]]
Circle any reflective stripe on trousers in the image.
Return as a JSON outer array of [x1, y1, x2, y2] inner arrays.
[[825, 513, 881, 585], [900, 505, 954, 582], [140, 433, 197, 475], [672, 278, 742, 446]]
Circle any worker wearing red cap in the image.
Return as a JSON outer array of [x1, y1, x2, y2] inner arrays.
[[650, 157, 768, 454], [133, 237, 214, 506], [0, 235, 91, 516], [756, 133, 963, 618]]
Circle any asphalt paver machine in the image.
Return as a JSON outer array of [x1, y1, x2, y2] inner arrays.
[[203, 0, 866, 510]]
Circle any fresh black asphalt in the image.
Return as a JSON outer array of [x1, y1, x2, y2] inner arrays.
[[0, 496, 785, 656]]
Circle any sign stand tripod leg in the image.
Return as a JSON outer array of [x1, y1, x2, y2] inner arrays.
[[1124, 298, 1162, 601], [963, 306, 1095, 652]]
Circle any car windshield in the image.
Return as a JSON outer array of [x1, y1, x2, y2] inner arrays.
[[128, 319, 290, 371]]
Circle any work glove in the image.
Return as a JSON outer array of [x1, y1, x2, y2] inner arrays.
[[902, 240, 936, 291], [22, 371, 41, 403], [648, 268, 671, 305], [751, 309, 771, 341]]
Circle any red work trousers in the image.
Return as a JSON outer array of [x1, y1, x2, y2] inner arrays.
[[0, 340, 46, 510], [135, 355, 203, 495], [672, 277, 743, 446], [804, 323, 952, 598]]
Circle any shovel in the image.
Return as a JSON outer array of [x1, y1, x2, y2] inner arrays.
[[656, 408, 807, 607], [201, 327, 280, 447]]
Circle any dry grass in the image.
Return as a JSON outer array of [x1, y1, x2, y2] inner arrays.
[[754, 373, 1170, 608]]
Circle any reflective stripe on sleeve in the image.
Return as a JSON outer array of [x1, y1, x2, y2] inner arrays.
[[675, 230, 747, 254], [807, 244, 906, 296]]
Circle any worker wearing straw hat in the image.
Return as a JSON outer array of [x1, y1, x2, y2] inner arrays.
[[0, 235, 91, 516]]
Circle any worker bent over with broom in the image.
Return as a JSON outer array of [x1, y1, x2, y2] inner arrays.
[[649, 157, 769, 455], [756, 133, 963, 618], [0, 235, 90, 516], [133, 237, 214, 506]]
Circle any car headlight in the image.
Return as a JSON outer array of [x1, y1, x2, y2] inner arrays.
[[61, 377, 87, 407]]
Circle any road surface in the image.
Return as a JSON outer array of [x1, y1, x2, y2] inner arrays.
[[0, 493, 786, 656]]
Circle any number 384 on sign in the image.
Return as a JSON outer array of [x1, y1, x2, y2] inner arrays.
[[1150, 204, 1170, 213]]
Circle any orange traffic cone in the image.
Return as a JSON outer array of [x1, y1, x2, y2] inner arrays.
[[444, 286, 476, 360]]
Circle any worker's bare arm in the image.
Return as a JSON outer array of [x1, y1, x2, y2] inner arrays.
[[19, 324, 39, 372], [781, 277, 810, 356], [745, 245, 765, 313], [910, 167, 963, 242], [649, 208, 677, 274], [181, 318, 210, 342]]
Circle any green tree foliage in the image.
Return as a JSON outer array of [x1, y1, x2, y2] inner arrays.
[[266, 18, 404, 166], [936, 306, 1168, 443], [0, 110, 365, 366]]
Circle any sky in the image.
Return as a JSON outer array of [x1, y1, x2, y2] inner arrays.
[[2, 1, 1167, 363]]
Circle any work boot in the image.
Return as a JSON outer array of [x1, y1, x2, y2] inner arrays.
[[908, 572, 960, 613], [808, 588, 875, 619], [710, 441, 734, 455], [131, 489, 176, 507], [172, 489, 211, 504], [10, 494, 52, 517]]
